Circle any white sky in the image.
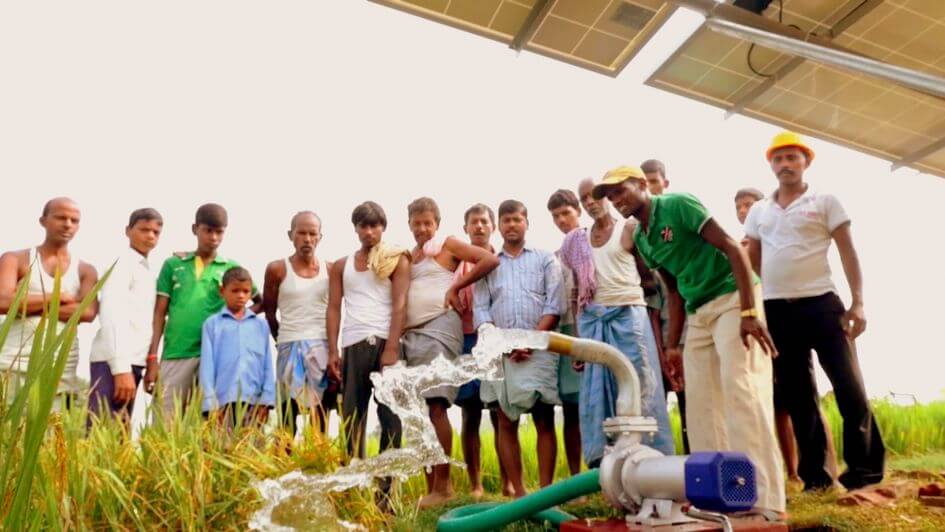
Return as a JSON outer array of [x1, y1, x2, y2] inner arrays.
[[1, 1, 943, 402]]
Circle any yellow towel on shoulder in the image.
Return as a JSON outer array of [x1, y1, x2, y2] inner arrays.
[[368, 242, 409, 279]]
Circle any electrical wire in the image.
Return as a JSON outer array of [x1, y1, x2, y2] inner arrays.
[[745, 0, 870, 78], [746, 0, 784, 78]]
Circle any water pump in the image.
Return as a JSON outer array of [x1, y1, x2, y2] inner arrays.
[[547, 331, 769, 531], [600, 444, 757, 527], [438, 329, 781, 532]]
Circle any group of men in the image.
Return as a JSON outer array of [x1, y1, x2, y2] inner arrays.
[[0, 131, 885, 515]]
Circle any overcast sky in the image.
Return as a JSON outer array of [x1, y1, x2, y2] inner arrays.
[[1, 1, 943, 402]]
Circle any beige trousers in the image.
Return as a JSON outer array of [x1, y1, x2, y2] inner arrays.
[[683, 287, 785, 512], [159, 358, 201, 417]]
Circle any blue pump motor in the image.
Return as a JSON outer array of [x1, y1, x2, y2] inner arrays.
[[684, 452, 756, 512]]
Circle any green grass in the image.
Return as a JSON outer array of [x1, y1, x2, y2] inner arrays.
[[4, 279, 945, 530], [2, 394, 397, 531], [400, 444, 945, 532], [390, 492, 621, 532], [397, 399, 945, 532], [823, 394, 945, 457], [7, 389, 945, 530], [786, 460, 945, 532]]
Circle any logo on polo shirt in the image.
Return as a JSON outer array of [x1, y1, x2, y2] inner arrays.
[[661, 226, 674, 243]]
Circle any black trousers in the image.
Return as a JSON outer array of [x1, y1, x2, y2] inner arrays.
[[341, 336, 403, 499], [341, 337, 403, 458], [765, 292, 885, 490]]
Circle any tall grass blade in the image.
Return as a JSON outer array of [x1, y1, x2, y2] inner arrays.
[[2, 266, 111, 530], [0, 267, 31, 362]]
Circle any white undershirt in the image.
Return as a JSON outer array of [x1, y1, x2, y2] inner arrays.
[[341, 254, 392, 347]]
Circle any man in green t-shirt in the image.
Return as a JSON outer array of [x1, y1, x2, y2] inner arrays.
[[593, 166, 785, 514], [143, 204, 259, 417]]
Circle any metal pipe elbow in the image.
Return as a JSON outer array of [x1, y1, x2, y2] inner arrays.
[[547, 331, 642, 418]]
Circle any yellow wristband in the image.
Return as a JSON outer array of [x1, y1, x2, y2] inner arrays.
[[740, 308, 758, 318]]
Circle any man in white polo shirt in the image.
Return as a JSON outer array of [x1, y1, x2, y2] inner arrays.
[[745, 131, 885, 492]]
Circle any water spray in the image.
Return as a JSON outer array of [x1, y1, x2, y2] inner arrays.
[[251, 326, 774, 531]]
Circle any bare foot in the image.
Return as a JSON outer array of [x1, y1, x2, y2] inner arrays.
[[470, 486, 485, 499], [502, 482, 516, 497], [418, 491, 455, 509]]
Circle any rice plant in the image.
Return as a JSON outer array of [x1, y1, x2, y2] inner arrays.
[[3, 276, 945, 530]]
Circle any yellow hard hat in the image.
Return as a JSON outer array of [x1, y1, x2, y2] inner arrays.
[[767, 131, 815, 162], [592, 166, 646, 199]]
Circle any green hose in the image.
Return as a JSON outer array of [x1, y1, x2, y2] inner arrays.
[[436, 469, 600, 532], [437, 503, 576, 529]]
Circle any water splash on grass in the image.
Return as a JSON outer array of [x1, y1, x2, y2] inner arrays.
[[250, 325, 549, 530]]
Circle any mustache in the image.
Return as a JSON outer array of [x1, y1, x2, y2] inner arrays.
[[778, 168, 794, 175]]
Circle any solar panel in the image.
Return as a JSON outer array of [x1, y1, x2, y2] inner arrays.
[[646, 0, 945, 178], [370, 0, 677, 76]]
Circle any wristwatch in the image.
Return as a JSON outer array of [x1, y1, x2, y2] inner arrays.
[[740, 308, 759, 318]]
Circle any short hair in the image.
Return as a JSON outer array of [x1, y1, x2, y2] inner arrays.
[[498, 199, 527, 219], [128, 208, 163, 229], [41, 197, 77, 217], [546, 189, 581, 213], [640, 159, 666, 179], [195, 203, 228, 228], [734, 188, 765, 202], [463, 203, 495, 226], [221, 266, 252, 287], [290, 210, 322, 231], [351, 201, 387, 228], [407, 197, 441, 224]]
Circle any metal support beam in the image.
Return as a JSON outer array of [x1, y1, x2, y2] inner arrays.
[[705, 17, 945, 100], [724, 57, 802, 119], [510, 0, 555, 52], [668, 0, 945, 100], [723, 0, 883, 118], [825, 0, 883, 37], [891, 136, 945, 171]]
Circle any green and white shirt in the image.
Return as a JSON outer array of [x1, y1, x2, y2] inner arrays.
[[633, 193, 739, 315], [156, 253, 255, 360]]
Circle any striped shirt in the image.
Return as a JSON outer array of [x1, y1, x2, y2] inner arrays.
[[473, 245, 562, 330]]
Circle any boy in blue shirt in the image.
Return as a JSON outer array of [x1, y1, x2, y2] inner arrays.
[[200, 266, 275, 426]]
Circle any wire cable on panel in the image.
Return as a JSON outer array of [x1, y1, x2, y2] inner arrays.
[[744, 0, 870, 78], [746, 0, 794, 78]]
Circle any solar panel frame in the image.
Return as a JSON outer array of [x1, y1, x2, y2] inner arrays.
[[645, 0, 945, 178], [368, 0, 677, 77]]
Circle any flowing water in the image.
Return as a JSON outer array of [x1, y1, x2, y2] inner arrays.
[[250, 325, 551, 531]]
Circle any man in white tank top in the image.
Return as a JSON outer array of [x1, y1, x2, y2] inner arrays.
[[401, 197, 499, 509], [572, 179, 675, 464], [263, 211, 333, 437], [326, 201, 409, 511], [0, 198, 99, 404]]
